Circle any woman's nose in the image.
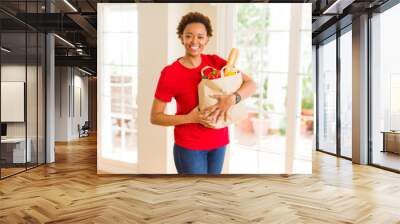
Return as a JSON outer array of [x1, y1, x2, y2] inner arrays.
[[190, 37, 199, 44]]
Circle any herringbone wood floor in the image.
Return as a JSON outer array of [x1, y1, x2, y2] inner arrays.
[[1, 135, 400, 224]]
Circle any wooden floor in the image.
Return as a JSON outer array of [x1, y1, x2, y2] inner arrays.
[[1, 167, 26, 178], [1, 135, 400, 223], [1, 163, 45, 178], [373, 151, 400, 171]]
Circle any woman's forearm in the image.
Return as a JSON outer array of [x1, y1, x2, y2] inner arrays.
[[151, 113, 190, 127], [236, 76, 257, 100]]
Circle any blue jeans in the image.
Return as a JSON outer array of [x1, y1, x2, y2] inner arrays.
[[173, 144, 226, 175]]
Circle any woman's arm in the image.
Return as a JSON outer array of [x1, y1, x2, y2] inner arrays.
[[233, 72, 257, 100], [204, 72, 257, 122], [150, 98, 214, 127]]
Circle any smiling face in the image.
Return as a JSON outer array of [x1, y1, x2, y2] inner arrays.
[[180, 22, 209, 57]]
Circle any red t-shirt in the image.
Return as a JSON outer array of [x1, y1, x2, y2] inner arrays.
[[154, 54, 229, 150]]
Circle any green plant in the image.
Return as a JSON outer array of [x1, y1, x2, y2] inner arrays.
[[301, 68, 314, 110], [236, 5, 269, 46], [302, 97, 313, 110], [279, 128, 286, 136], [236, 5, 273, 116], [254, 78, 274, 115], [279, 118, 287, 136], [236, 4, 270, 76], [262, 103, 275, 112]]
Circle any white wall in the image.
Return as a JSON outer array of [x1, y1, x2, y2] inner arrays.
[[1, 64, 46, 163], [1, 65, 25, 127], [55, 66, 70, 141], [1, 65, 26, 142], [55, 67, 89, 141], [72, 73, 89, 138], [137, 4, 170, 173], [1, 65, 31, 138], [1, 65, 26, 81]]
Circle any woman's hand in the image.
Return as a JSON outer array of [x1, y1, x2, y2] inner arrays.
[[203, 94, 236, 123], [186, 107, 215, 128]]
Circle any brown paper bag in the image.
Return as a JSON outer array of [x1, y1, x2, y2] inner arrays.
[[198, 66, 247, 129]]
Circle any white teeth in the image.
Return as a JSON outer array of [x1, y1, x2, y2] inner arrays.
[[191, 46, 199, 50]]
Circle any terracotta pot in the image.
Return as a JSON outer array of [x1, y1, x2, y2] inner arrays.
[[236, 111, 259, 134], [250, 117, 269, 136], [236, 118, 254, 133], [301, 109, 314, 116]]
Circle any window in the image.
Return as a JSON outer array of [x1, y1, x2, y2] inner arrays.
[[0, 1, 46, 179], [317, 36, 337, 155], [230, 4, 312, 173], [296, 4, 313, 172], [371, 3, 400, 171], [98, 4, 138, 169], [339, 29, 352, 158]]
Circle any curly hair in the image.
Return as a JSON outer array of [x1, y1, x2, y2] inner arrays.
[[177, 12, 213, 38]]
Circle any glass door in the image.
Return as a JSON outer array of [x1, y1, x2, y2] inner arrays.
[[317, 36, 337, 155], [1, 30, 28, 178], [370, 4, 400, 171]]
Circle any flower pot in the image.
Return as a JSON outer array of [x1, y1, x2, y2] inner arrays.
[[250, 117, 269, 136]]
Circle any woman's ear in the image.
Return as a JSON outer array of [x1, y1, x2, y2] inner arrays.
[[179, 35, 184, 45], [205, 36, 210, 45]]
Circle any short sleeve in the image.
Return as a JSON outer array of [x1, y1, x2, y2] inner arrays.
[[154, 69, 174, 102], [211, 54, 227, 70]]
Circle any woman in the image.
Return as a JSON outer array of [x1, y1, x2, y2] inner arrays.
[[150, 12, 256, 174]]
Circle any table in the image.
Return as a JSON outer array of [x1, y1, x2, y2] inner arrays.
[[1, 138, 31, 164], [381, 131, 400, 154]]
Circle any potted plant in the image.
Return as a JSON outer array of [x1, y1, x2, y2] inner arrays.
[[248, 78, 274, 136], [300, 75, 314, 135]]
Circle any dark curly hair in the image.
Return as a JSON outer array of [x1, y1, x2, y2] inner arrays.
[[177, 12, 213, 38]]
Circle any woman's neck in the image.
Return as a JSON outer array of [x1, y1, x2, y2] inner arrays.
[[180, 54, 202, 68]]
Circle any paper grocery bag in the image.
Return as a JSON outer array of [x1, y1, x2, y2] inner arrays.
[[198, 66, 247, 129]]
